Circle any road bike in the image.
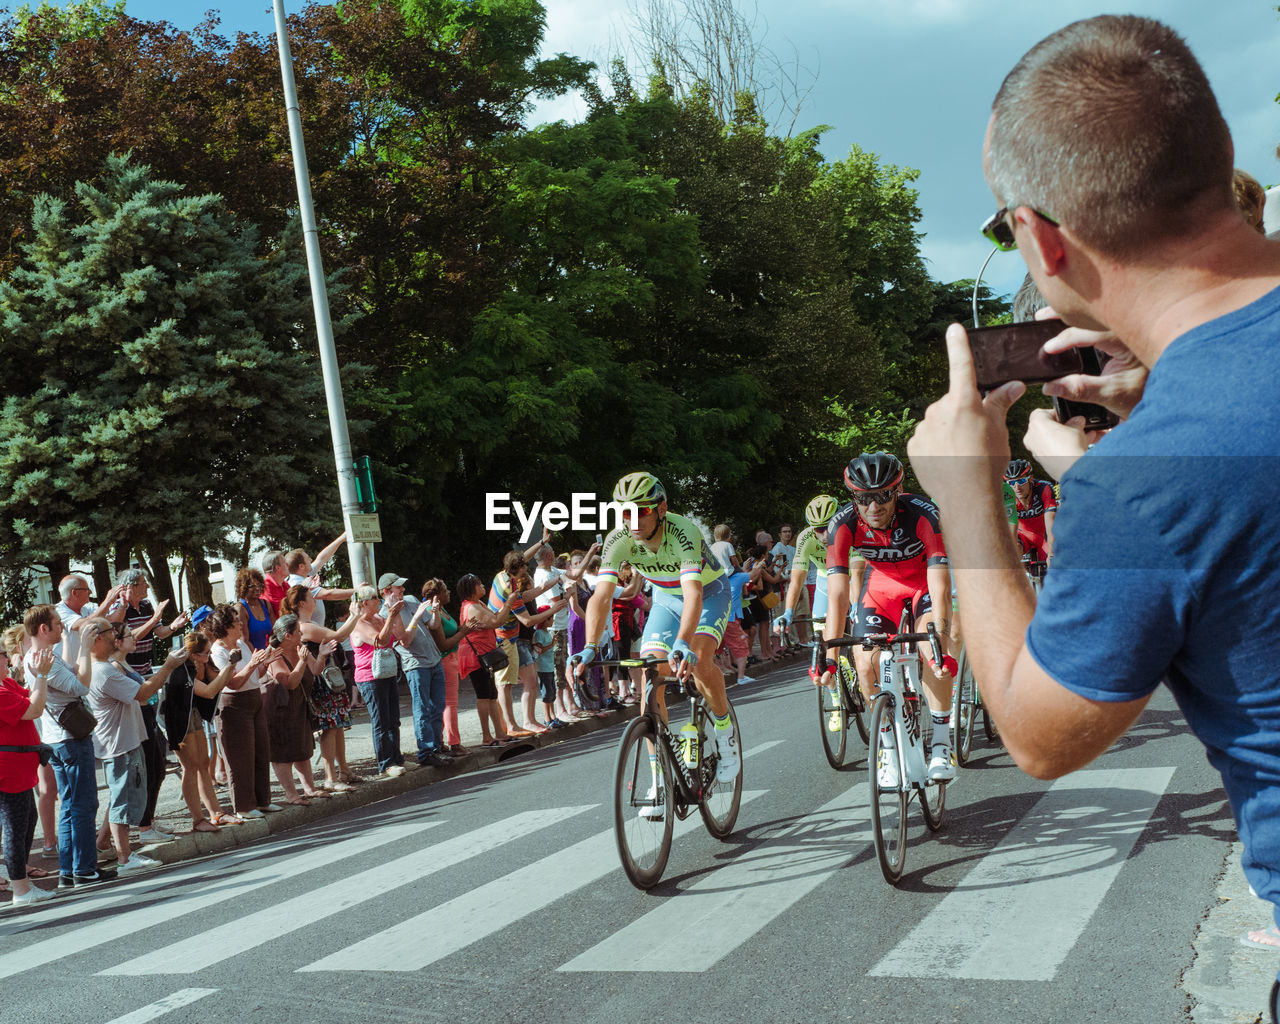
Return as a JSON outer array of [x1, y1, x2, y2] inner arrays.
[[797, 616, 870, 769], [607, 657, 744, 890], [1022, 551, 1048, 594], [826, 610, 948, 884], [951, 641, 999, 763]]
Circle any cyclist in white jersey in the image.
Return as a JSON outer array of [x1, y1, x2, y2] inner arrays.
[[573, 472, 740, 785]]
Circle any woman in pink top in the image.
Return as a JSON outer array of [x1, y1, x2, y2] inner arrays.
[[349, 584, 410, 777], [455, 574, 519, 747]]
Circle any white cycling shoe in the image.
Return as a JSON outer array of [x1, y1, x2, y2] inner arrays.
[[927, 743, 956, 782], [639, 782, 665, 820], [876, 747, 899, 789], [713, 727, 740, 785]]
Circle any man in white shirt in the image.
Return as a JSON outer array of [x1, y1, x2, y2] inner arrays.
[[54, 575, 122, 667], [285, 531, 354, 627], [23, 605, 114, 887]]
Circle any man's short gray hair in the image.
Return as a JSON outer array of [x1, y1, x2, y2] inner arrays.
[[537, 544, 554, 562], [988, 15, 1234, 258], [116, 568, 145, 588], [261, 550, 284, 575], [58, 575, 86, 601]]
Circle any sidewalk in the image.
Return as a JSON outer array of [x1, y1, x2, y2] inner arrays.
[[5, 649, 802, 893]]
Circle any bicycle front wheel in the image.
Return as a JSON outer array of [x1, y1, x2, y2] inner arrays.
[[613, 717, 674, 889], [697, 701, 743, 839], [919, 778, 946, 832], [840, 655, 871, 746], [817, 677, 849, 769], [868, 693, 908, 884], [953, 646, 976, 766]]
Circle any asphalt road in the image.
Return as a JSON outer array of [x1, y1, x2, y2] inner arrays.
[[0, 661, 1247, 1024]]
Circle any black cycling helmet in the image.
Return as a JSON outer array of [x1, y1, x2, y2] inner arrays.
[[1004, 459, 1032, 481], [843, 452, 904, 493]]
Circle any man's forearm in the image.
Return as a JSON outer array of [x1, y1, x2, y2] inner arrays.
[[942, 485, 1036, 700]]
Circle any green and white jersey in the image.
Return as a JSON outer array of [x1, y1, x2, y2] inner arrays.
[[793, 523, 863, 578], [598, 512, 725, 594]]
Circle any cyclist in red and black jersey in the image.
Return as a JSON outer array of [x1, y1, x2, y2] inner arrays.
[[1005, 459, 1057, 563], [822, 452, 956, 783]]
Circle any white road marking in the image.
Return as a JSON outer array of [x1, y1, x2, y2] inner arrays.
[[559, 784, 871, 972], [100, 988, 218, 1024], [301, 791, 768, 972], [0, 820, 439, 979], [869, 766, 1176, 980], [101, 806, 596, 975]]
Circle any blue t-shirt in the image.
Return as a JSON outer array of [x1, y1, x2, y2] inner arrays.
[[727, 570, 751, 620], [1026, 283, 1280, 883], [533, 627, 555, 674]]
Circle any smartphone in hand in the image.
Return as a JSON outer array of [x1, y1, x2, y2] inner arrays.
[[967, 319, 1096, 390]]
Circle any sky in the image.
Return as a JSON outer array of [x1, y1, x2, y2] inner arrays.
[[87, 1, 1280, 300]]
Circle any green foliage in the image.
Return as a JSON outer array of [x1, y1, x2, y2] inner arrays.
[[0, 153, 340, 570]]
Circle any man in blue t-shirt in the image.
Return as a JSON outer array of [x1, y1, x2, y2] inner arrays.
[[908, 13, 1280, 969]]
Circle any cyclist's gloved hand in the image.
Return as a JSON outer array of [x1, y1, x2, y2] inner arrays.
[[571, 644, 598, 669], [929, 654, 959, 678], [775, 607, 794, 632], [669, 638, 697, 670]]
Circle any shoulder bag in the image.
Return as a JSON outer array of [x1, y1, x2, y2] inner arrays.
[[370, 644, 399, 680], [467, 636, 509, 673], [55, 697, 98, 741]]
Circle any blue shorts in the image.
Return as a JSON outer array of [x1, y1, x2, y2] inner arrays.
[[103, 747, 147, 827], [640, 576, 731, 656], [812, 572, 829, 623], [516, 640, 536, 668], [537, 671, 557, 704]]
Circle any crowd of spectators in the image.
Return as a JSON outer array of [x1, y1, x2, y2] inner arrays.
[[0, 517, 808, 905]]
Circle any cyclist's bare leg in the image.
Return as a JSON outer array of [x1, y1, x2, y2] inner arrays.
[[854, 643, 879, 698], [689, 634, 729, 717], [914, 609, 953, 713]]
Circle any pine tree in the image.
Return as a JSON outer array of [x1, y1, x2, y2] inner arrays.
[[0, 153, 342, 594]]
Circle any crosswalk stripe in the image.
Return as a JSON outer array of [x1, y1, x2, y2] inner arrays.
[[559, 783, 872, 972], [868, 766, 1176, 980], [100, 806, 597, 976], [0, 820, 439, 980], [300, 791, 768, 972], [102, 988, 219, 1024]]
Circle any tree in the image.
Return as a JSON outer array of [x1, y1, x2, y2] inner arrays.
[[621, 0, 816, 134], [0, 153, 342, 604]]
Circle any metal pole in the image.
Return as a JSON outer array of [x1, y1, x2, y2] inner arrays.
[[271, 0, 375, 587]]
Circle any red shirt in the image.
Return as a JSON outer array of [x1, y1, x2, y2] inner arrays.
[[457, 600, 497, 678], [826, 492, 948, 591], [0, 676, 40, 793], [261, 575, 289, 617]]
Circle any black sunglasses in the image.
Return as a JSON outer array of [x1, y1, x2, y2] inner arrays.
[[852, 488, 896, 507], [981, 205, 1060, 252]]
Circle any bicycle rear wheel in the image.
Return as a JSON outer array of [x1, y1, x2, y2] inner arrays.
[[868, 693, 908, 884], [697, 701, 743, 838], [840, 655, 871, 746], [919, 778, 946, 831], [817, 676, 849, 768], [613, 717, 674, 889], [953, 646, 976, 766]]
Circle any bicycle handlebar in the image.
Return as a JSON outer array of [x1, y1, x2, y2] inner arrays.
[[582, 657, 666, 670], [821, 623, 944, 664]]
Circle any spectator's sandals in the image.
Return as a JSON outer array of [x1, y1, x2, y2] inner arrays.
[[1240, 925, 1280, 950], [209, 812, 243, 826], [25, 867, 51, 879], [192, 819, 220, 834]]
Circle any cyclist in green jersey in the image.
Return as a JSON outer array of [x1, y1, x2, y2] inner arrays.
[[573, 472, 740, 785]]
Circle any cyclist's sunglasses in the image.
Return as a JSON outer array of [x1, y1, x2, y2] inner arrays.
[[851, 488, 896, 507], [980, 205, 1060, 251], [633, 504, 660, 517], [1007, 476, 1029, 486]]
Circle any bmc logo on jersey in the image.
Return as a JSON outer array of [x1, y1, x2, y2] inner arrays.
[[855, 540, 925, 562]]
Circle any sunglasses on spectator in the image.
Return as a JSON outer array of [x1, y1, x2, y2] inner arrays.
[[1008, 476, 1029, 486], [980, 205, 1060, 251], [852, 488, 896, 507]]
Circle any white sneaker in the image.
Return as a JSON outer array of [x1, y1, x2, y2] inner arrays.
[[117, 854, 162, 876], [12, 885, 55, 905], [138, 827, 174, 844], [384, 766, 406, 779], [639, 782, 665, 820], [738, 675, 756, 685], [928, 744, 956, 782], [876, 747, 899, 789], [713, 726, 740, 785]]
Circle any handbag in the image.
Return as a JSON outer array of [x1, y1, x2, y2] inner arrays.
[[55, 698, 98, 741], [319, 664, 347, 693], [370, 645, 399, 680], [467, 636, 508, 673], [760, 591, 781, 610]]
